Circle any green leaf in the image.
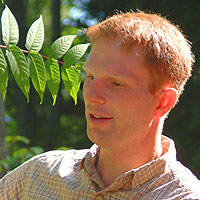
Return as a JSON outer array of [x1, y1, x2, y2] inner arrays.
[[49, 35, 77, 59], [45, 58, 60, 105], [64, 43, 90, 67], [6, 45, 30, 102], [75, 62, 85, 71], [1, 5, 19, 45], [27, 51, 46, 103], [25, 16, 44, 52], [13, 148, 28, 158], [5, 135, 30, 145], [29, 146, 44, 155], [75, 67, 81, 92], [0, 48, 8, 100], [61, 65, 80, 105]]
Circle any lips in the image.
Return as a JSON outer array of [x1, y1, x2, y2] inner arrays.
[[90, 114, 112, 120], [88, 113, 113, 124]]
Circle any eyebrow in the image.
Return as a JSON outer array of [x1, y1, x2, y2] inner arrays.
[[83, 65, 136, 85], [82, 58, 143, 83]]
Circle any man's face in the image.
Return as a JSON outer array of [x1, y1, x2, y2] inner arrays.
[[83, 38, 158, 152]]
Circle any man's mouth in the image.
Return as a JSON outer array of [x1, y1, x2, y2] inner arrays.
[[91, 114, 106, 119], [89, 114, 113, 120]]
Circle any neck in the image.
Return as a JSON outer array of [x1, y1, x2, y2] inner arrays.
[[96, 123, 163, 187]]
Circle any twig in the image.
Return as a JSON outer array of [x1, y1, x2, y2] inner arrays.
[[0, 44, 64, 65]]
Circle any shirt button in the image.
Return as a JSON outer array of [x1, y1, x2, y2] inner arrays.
[[95, 195, 104, 200]]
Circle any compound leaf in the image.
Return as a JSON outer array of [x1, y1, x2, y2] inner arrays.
[[27, 51, 46, 103], [0, 48, 8, 100], [25, 16, 44, 52], [1, 5, 19, 45], [6, 45, 30, 102], [45, 58, 60, 105], [49, 35, 77, 59]]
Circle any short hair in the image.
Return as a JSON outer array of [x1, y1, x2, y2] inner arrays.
[[86, 11, 195, 96]]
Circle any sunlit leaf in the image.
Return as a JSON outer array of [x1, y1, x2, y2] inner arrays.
[[75, 67, 81, 92], [25, 16, 44, 52], [6, 45, 30, 102], [61, 65, 80, 105], [27, 51, 46, 103], [1, 5, 19, 45], [5, 135, 30, 145], [29, 146, 44, 154], [0, 48, 8, 100], [49, 35, 77, 59], [64, 43, 90, 67], [75, 62, 85, 71], [45, 58, 60, 105], [13, 148, 28, 158]]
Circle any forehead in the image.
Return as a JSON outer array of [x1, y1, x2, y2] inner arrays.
[[83, 38, 149, 81]]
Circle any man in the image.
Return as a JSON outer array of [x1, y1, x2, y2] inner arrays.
[[1, 11, 200, 199]]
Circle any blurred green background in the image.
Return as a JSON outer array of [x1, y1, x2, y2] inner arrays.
[[0, 0, 199, 179]]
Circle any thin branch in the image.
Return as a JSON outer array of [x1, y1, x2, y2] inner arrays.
[[0, 45, 8, 49], [0, 44, 64, 65]]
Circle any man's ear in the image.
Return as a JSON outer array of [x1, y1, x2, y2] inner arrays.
[[155, 88, 178, 118]]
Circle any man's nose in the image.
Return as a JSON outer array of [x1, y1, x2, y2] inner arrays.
[[84, 80, 106, 105]]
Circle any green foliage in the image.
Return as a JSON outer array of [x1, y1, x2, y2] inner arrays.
[[0, 48, 8, 100], [0, 5, 90, 104], [0, 2, 91, 177], [0, 135, 44, 174]]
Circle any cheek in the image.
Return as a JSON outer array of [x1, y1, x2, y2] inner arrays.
[[111, 93, 135, 117], [116, 91, 154, 115], [83, 81, 89, 100], [83, 84, 86, 97]]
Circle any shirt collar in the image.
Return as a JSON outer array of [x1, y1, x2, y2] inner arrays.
[[79, 144, 99, 172], [80, 136, 177, 190], [130, 136, 177, 190]]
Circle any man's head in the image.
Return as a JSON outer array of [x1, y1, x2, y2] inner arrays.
[[86, 11, 194, 98], [83, 11, 194, 151]]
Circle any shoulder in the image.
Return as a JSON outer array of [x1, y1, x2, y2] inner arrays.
[[173, 162, 200, 190], [1, 148, 90, 182], [32, 148, 90, 164], [166, 161, 200, 199], [145, 161, 200, 199], [27, 148, 90, 173], [0, 148, 90, 199]]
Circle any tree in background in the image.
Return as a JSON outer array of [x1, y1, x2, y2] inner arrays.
[[0, 0, 91, 176], [2, 0, 91, 151]]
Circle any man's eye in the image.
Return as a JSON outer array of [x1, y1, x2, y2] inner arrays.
[[86, 75, 94, 80], [111, 81, 123, 87]]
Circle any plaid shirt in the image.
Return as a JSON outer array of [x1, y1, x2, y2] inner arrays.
[[0, 136, 200, 200]]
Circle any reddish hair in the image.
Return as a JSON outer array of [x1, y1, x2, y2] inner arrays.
[[86, 11, 194, 96]]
